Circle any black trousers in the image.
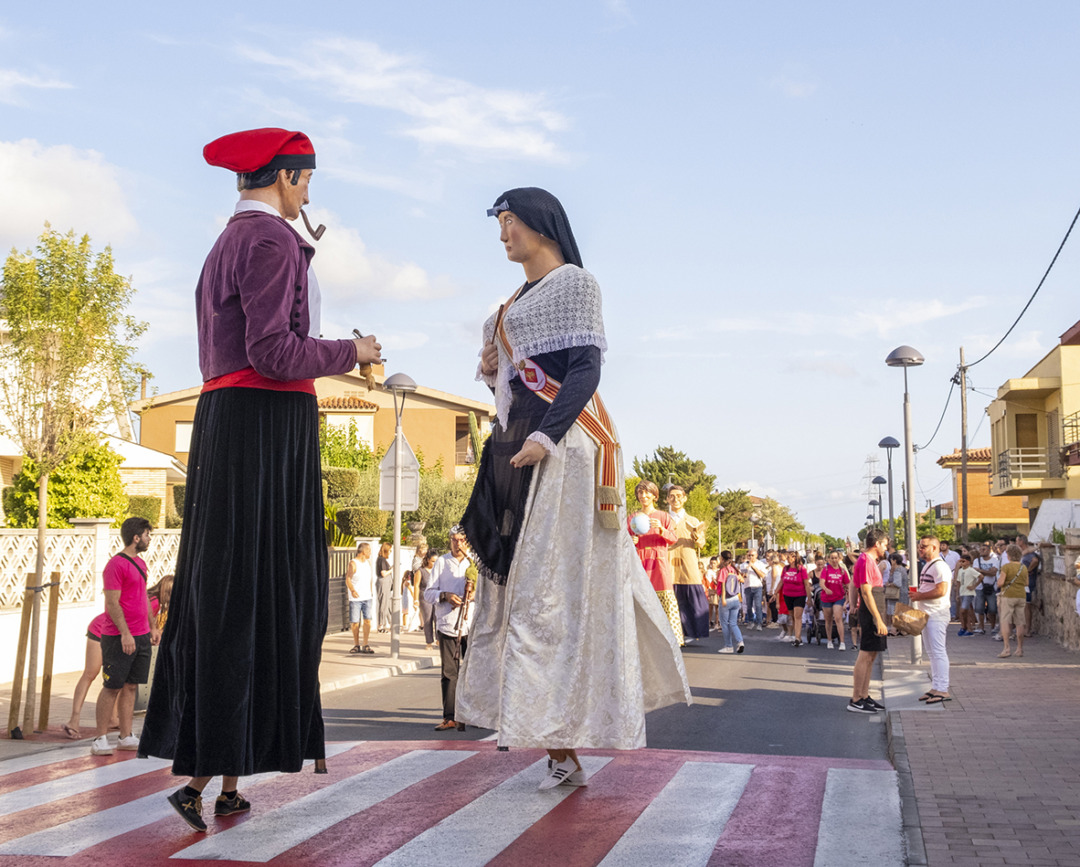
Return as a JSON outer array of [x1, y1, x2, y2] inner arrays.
[[438, 631, 467, 721]]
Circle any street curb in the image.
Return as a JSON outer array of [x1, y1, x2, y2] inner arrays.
[[319, 653, 440, 695], [886, 710, 927, 867]]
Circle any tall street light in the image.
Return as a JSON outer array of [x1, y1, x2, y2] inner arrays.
[[872, 475, 887, 526], [383, 372, 418, 660], [714, 504, 725, 555], [869, 499, 881, 525], [886, 345, 924, 663], [878, 437, 899, 545]]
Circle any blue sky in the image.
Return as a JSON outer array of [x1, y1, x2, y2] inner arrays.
[[3, 2, 1080, 539]]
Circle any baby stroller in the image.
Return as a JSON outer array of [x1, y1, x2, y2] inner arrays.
[[803, 586, 825, 645]]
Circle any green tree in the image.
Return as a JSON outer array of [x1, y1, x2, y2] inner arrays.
[[756, 497, 805, 548], [716, 488, 754, 551], [6, 442, 130, 528], [633, 446, 717, 497], [820, 532, 846, 551], [319, 418, 377, 471], [0, 224, 146, 730]]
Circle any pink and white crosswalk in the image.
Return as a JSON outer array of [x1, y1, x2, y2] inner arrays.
[[0, 741, 903, 866]]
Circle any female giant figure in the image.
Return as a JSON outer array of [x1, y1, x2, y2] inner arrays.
[[458, 188, 690, 790]]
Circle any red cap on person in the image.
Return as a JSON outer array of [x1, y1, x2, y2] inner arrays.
[[203, 128, 316, 174]]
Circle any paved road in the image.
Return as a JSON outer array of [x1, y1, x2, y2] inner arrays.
[[0, 740, 900, 866], [0, 624, 905, 865], [322, 624, 889, 760]]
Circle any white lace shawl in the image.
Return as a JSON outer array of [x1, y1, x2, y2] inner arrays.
[[476, 264, 607, 431]]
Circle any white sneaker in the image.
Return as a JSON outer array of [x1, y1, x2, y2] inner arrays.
[[539, 759, 582, 790], [117, 734, 139, 751], [718, 646, 735, 654], [90, 735, 113, 755], [839, 642, 847, 651], [776, 632, 789, 641], [825, 641, 834, 649]]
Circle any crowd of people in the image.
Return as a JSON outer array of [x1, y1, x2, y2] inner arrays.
[[344, 540, 435, 655]]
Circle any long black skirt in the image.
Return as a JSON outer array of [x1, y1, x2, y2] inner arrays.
[[138, 387, 328, 777]]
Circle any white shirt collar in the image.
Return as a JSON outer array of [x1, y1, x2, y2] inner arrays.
[[234, 199, 282, 218]]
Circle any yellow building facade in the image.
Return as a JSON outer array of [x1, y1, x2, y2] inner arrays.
[[131, 366, 495, 482], [935, 447, 1029, 532], [987, 319, 1080, 512]]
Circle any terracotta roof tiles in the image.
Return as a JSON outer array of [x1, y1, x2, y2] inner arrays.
[[317, 396, 378, 410]]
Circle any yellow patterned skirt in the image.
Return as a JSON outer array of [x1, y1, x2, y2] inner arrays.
[[656, 590, 685, 646]]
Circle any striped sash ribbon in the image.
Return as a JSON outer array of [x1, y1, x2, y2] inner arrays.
[[496, 306, 622, 529]]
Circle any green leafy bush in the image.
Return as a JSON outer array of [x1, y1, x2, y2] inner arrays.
[[319, 418, 376, 471], [172, 484, 186, 519], [323, 467, 361, 500], [6, 443, 130, 528], [127, 495, 161, 526], [336, 506, 388, 539]]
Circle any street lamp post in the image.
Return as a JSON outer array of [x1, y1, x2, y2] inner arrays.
[[869, 499, 881, 526], [384, 372, 418, 660], [886, 346, 924, 663], [878, 437, 899, 546], [872, 475, 887, 526], [714, 504, 725, 555]]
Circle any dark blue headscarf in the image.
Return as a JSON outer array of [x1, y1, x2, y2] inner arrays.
[[487, 187, 582, 268]]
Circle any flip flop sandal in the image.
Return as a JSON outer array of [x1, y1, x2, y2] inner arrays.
[[917, 692, 935, 702], [924, 695, 951, 704], [361, 646, 375, 654], [61, 723, 80, 739], [349, 645, 362, 654]]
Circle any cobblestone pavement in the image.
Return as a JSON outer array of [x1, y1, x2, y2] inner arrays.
[[886, 627, 1080, 867]]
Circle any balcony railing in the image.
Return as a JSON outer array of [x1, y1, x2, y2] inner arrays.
[[996, 447, 1053, 489]]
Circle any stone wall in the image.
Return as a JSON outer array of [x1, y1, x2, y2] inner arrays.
[[1036, 543, 1080, 651]]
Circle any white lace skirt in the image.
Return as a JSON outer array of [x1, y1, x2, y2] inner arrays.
[[456, 424, 691, 749]]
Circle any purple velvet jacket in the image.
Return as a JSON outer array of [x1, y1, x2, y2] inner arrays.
[[196, 210, 355, 382]]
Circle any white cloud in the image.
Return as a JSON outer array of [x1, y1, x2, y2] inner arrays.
[[306, 207, 452, 303], [771, 74, 817, 99], [849, 297, 986, 338], [123, 257, 198, 343], [690, 295, 986, 342], [603, 0, 635, 26], [0, 68, 71, 105], [237, 38, 570, 162], [0, 139, 137, 250]]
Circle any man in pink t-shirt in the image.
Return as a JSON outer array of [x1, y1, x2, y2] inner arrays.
[[90, 517, 160, 756], [848, 528, 889, 714]]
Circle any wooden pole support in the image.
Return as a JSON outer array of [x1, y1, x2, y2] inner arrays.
[[7, 584, 34, 738], [37, 572, 61, 732]]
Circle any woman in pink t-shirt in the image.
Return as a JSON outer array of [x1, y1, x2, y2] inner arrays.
[[778, 553, 813, 646], [818, 551, 850, 650], [63, 593, 162, 739]]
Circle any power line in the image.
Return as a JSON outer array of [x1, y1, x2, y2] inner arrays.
[[967, 201, 1080, 369], [915, 380, 956, 451]]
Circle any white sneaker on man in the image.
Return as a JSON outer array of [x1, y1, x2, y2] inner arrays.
[[825, 641, 834, 649], [838, 642, 847, 651], [718, 646, 735, 654], [90, 735, 113, 755], [117, 734, 140, 751]]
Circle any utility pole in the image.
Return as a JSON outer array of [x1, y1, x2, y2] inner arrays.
[[958, 347, 969, 543]]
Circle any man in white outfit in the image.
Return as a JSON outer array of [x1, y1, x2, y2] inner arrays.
[[910, 535, 952, 703]]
